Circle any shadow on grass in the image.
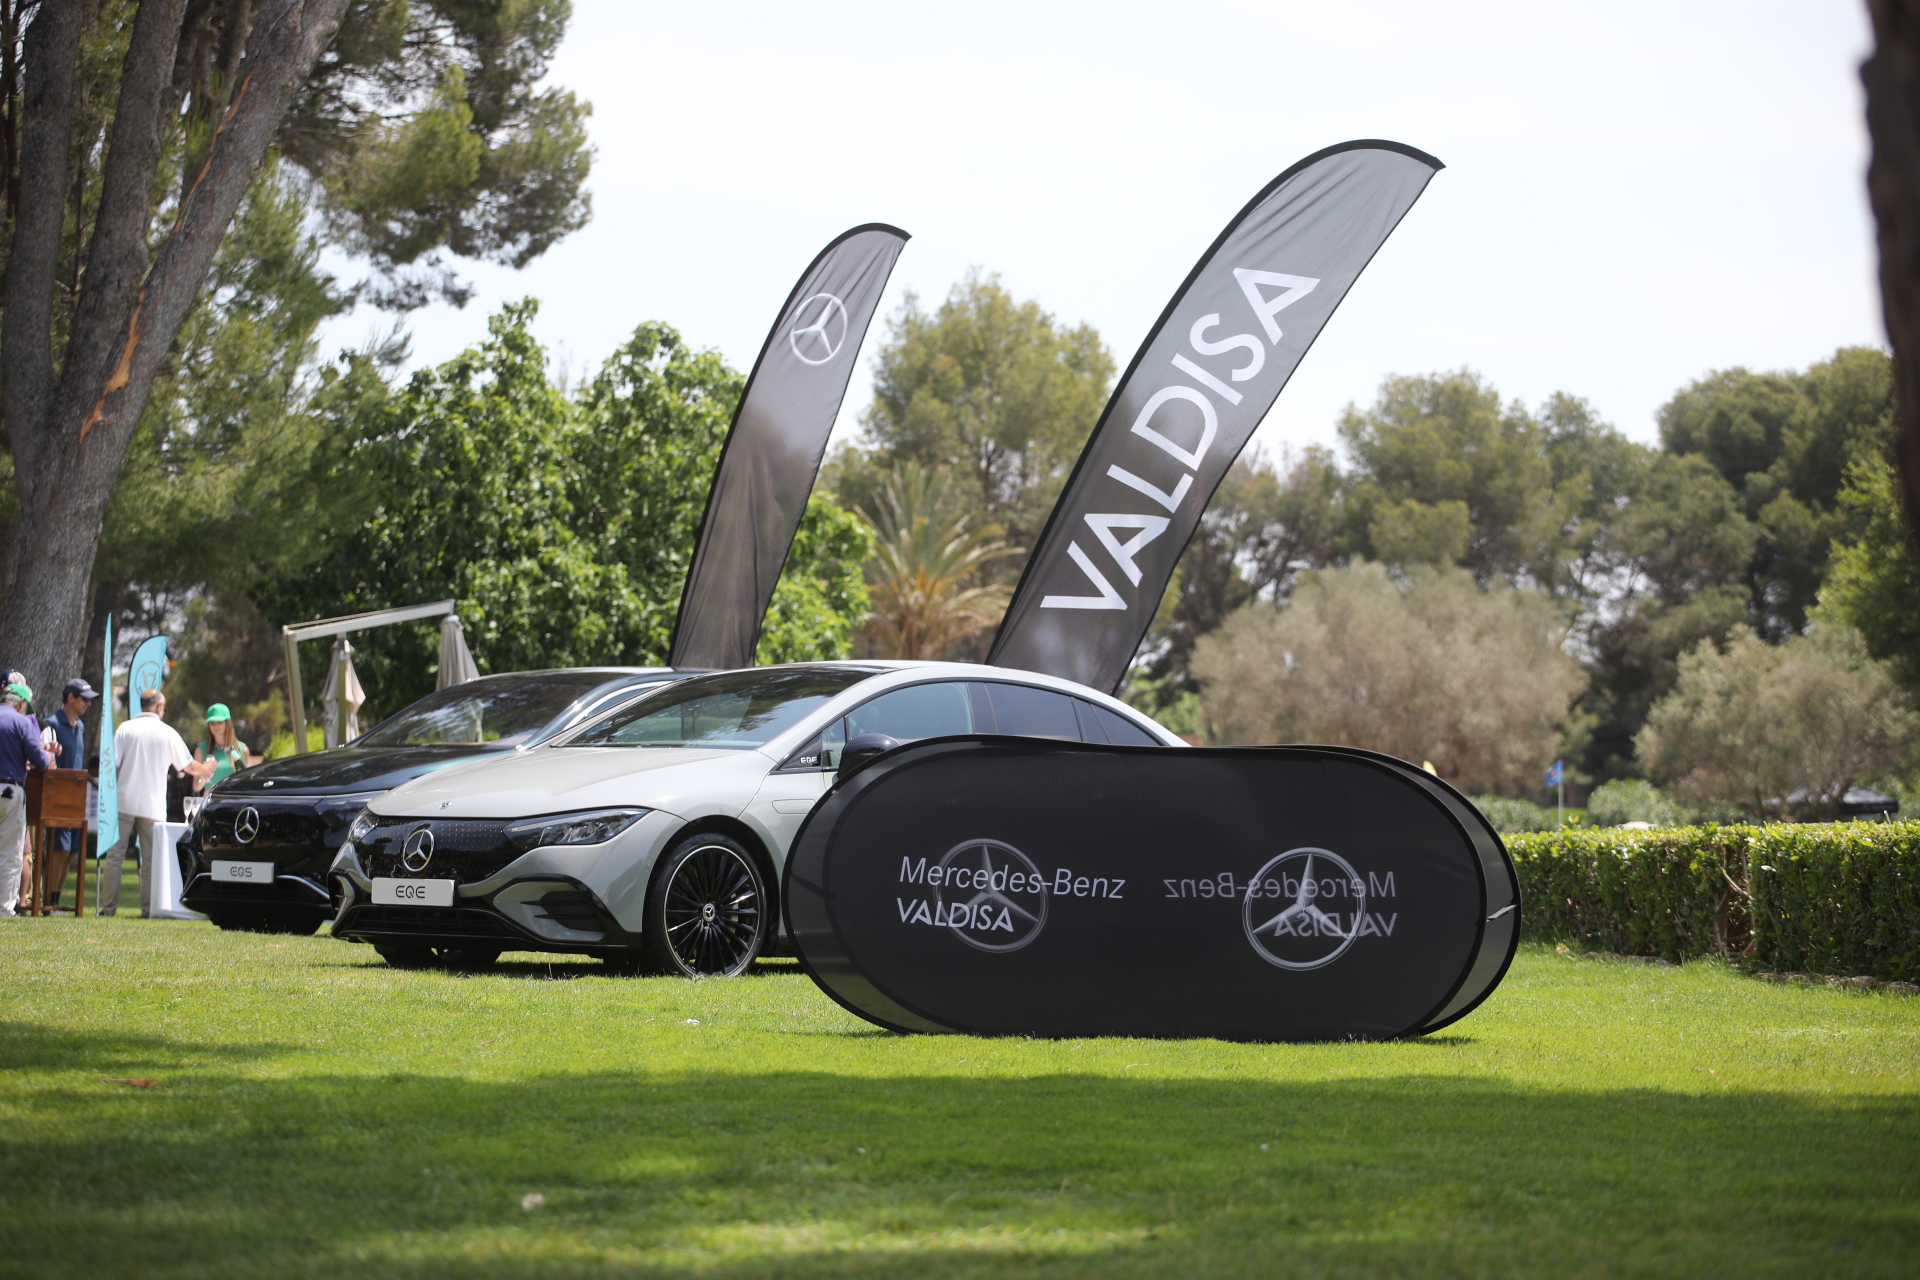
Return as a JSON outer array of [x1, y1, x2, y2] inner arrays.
[[0, 1020, 290, 1074], [1, 1025, 1916, 1278], [314, 952, 809, 983]]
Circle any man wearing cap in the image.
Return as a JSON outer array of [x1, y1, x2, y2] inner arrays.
[[38, 678, 96, 907], [100, 688, 207, 917], [0, 680, 53, 916]]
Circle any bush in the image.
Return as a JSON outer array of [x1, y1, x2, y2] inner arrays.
[[1636, 626, 1919, 820], [1507, 822, 1920, 981], [1194, 562, 1584, 794], [1586, 778, 1690, 827], [1472, 795, 1557, 833], [265, 725, 325, 759]]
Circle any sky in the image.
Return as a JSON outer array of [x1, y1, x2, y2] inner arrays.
[[320, 0, 1883, 463]]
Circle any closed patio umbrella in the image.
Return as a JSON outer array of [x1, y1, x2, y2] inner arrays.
[[437, 614, 480, 689], [320, 636, 366, 749]]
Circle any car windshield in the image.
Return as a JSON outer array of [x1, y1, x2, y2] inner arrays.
[[564, 667, 877, 750], [355, 675, 625, 749]]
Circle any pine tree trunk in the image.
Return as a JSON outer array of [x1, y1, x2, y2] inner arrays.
[[1864, 0, 1920, 555], [0, 0, 348, 696]]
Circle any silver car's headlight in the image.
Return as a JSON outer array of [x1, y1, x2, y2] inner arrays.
[[504, 808, 648, 853], [346, 809, 378, 844]]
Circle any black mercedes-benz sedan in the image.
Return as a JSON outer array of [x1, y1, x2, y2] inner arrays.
[[180, 668, 686, 933]]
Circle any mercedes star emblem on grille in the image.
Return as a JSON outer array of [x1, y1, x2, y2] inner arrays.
[[233, 807, 260, 844], [401, 827, 436, 873]]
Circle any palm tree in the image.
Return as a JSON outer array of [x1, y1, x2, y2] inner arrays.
[[859, 464, 1015, 659]]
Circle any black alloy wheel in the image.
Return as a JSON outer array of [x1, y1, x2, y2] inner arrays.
[[643, 834, 768, 977]]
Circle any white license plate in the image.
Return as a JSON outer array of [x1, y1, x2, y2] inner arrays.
[[211, 860, 274, 884], [372, 877, 455, 907]]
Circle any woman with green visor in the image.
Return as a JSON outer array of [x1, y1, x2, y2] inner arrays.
[[193, 704, 249, 792]]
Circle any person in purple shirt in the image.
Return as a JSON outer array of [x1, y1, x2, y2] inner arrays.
[[0, 680, 53, 916]]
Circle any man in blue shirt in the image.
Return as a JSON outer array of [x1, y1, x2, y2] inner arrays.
[[39, 678, 94, 908], [0, 681, 52, 916]]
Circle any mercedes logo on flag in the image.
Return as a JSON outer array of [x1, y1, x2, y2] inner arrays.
[[1242, 847, 1366, 971], [788, 292, 848, 365], [233, 807, 260, 844], [401, 826, 435, 874]]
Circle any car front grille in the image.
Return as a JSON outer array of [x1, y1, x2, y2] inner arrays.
[[348, 905, 515, 938], [355, 818, 519, 884], [200, 803, 329, 854]]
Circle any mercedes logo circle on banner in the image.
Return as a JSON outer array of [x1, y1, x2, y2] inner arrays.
[[788, 293, 848, 364], [1242, 847, 1366, 971], [401, 827, 435, 873], [233, 807, 260, 844], [933, 838, 1048, 953]]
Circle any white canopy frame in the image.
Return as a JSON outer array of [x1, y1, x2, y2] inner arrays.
[[281, 599, 463, 755]]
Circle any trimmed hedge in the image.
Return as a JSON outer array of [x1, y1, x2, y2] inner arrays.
[[1506, 822, 1920, 982]]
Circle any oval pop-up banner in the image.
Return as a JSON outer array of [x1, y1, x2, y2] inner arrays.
[[783, 738, 1519, 1041]]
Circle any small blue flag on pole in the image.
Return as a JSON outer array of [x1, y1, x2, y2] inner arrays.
[[1545, 759, 1564, 786], [98, 614, 118, 855]]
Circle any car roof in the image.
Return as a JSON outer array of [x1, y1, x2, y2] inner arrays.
[[456, 667, 681, 680], [551, 660, 1184, 756], [349, 667, 690, 748]]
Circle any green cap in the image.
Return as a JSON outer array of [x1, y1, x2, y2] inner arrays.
[[206, 703, 232, 723], [6, 681, 31, 703]]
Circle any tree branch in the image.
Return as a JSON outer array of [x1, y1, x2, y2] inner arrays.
[[63, 0, 189, 408], [65, 0, 348, 458]]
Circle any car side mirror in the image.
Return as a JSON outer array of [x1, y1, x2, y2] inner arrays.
[[837, 732, 900, 780]]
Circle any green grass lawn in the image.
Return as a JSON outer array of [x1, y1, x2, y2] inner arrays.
[[0, 921, 1915, 1279]]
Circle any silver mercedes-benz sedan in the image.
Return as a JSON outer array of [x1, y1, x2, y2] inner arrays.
[[328, 662, 1181, 975]]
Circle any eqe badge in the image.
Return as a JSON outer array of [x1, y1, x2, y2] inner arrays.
[[784, 738, 1520, 1042]]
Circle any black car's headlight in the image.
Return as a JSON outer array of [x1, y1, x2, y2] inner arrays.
[[346, 809, 378, 844], [504, 809, 648, 853], [316, 791, 387, 823]]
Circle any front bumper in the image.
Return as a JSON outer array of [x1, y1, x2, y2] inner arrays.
[[180, 869, 333, 916], [328, 809, 678, 956], [180, 797, 364, 921]]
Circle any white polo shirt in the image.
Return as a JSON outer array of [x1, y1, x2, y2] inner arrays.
[[114, 713, 192, 821]]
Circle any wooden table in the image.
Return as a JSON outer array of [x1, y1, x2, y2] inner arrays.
[[25, 769, 90, 917]]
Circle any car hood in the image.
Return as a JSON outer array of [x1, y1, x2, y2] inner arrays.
[[367, 746, 773, 820], [212, 744, 511, 797]]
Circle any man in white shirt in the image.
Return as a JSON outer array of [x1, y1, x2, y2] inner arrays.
[[100, 689, 208, 916]]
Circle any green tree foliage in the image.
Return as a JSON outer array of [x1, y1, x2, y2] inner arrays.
[[259, 302, 869, 720], [1657, 347, 1895, 638], [1190, 354, 1897, 787], [1812, 458, 1920, 696], [1636, 627, 1918, 820], [1128, 446, 1340, 719], [754, 497, 873, 666], [1337, 371, 1566, 584], [0, 0, 595, 704], [855, 463, 1013, 660], [1580, 452, 1759, 779], [835, 271, 1114, 568], [294, 0, 594, 305]]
